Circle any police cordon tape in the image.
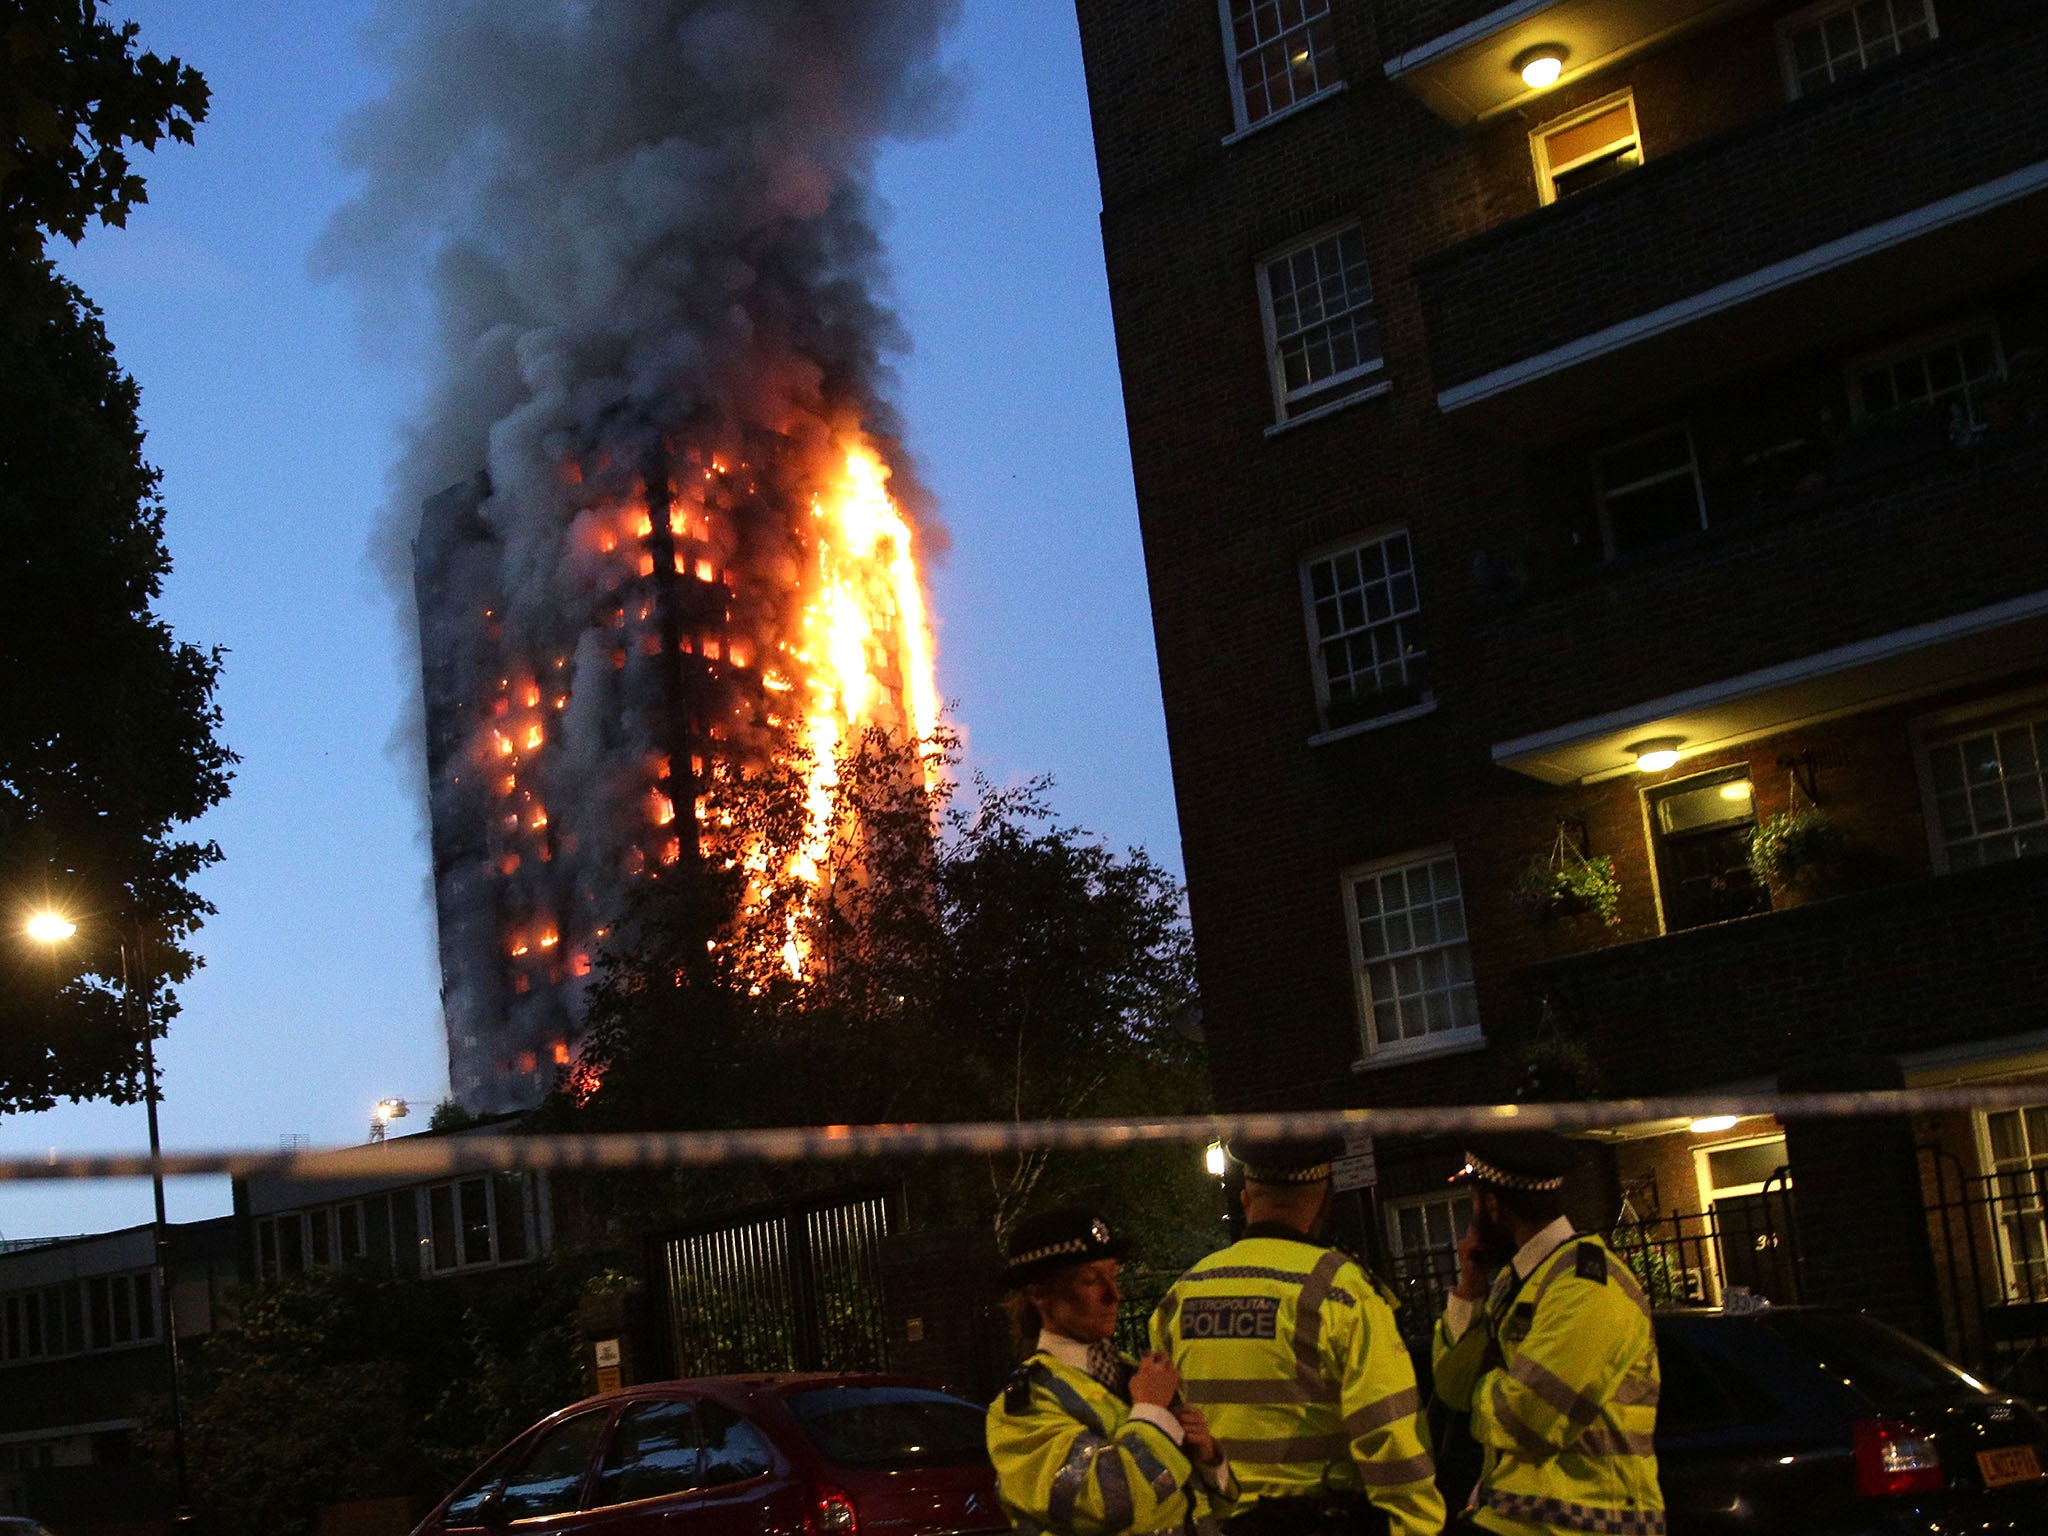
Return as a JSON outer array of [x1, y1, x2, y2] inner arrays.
[[5, 1084, 2046, 1182]]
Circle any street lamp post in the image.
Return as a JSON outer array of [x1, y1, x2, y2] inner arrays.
[[25, 912, 194, 1531]]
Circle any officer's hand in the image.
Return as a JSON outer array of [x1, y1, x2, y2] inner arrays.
[[1130, 1351, 1179, 1408], [1454, 1224, 1491, 1301], [1177, 1404, 1223, 1466]]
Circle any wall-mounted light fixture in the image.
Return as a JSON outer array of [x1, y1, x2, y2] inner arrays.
[[1689, 1116, 1740, 1134], [1627, 736, 1685, 773], [1204, 1142, 1229, 1179], [1514, 44, 1568, 89]]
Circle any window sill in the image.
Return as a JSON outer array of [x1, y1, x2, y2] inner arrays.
[[1351, 1030, 1488, 1074], [1223, 81, 1348, 147], [1265, 377, 1392, 438], [1309, 697, 1438, 747]]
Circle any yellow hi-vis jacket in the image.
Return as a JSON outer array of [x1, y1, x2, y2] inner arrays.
[[1151, 1231, 1445, 1536], [1432, 1232, 1664, 1536], [986, 1350, 1209, 1536]]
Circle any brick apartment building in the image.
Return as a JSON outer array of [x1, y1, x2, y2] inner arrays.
[[1073, 0, 2048, 1363]]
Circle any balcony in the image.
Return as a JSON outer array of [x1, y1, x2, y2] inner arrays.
[[1504, 856, 2048, 1097], [1414, 14, 2048, 442], [1382, 0, 1766, 126]]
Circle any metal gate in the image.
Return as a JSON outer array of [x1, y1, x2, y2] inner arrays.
[[656, 1186, 898, 1377]]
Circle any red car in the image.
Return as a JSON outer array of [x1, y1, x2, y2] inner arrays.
[[410, 1373, 1005, 1536]]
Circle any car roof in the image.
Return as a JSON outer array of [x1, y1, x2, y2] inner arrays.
[[540, 1371, 966, 1417]]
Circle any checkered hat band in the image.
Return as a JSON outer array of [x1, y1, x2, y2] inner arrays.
[[1246, 1162, 1331, 1184], [1009, 1235, 1100, 1268], [1462, 1152, 1566, 1191]]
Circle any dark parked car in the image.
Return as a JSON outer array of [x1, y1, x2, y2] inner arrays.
[[1655, 1307, 2048, 1533], [410, 1374, 1005, 1536]]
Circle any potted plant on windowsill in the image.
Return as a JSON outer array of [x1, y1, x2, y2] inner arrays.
[[1747, 805, 1845, 907], [1512, 826, 1622, 929]]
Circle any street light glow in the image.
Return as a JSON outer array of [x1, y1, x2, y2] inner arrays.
[[1204, 1141, 1228, 1178], [25, 911, 77, 944]]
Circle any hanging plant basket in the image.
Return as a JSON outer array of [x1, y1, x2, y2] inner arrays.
[[1748, 766, 1844, 896], [1512, 826, 1622, 929]]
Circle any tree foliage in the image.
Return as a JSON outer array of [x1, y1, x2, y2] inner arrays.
[[171, 1265, 584, 1536], [1, 0, 208, 256], [555, 730, 1212, 1264], [0, 3, 227, 1111]]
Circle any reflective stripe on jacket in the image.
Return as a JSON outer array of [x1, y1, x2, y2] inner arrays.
[[986, 1351, 1203, 1536], [1432, 1234, 1664, 1536], [1151, 1233, 1444, 1536]]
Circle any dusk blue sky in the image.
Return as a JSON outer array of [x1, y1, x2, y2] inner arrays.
[[4, 1, 1179, 1239]]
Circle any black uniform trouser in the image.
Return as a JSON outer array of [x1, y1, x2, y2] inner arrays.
[[1220, 1494, 1391, 1536]]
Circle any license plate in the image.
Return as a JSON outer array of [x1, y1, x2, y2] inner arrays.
[[1978, 1445, 2044, 1488]]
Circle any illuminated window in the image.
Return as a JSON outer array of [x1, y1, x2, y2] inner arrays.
[[1222, 0, 1340, 134], [1780, 0, 1937, 98], [1980, 1105, 2048, 1300], [1645, 767, 1767, 933], [1532, 91, 1641, 204], [1919, 699, 2048, 870], [1302, 530, 1430, 733], [1343, 848, 1480, 1062], [1258, 223, 1383, 424], [1851, 324, 2003, 431], [1593, 424, 1706, 559]]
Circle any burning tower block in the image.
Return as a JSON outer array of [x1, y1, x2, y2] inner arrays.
[[416, 437, 937, 1112]]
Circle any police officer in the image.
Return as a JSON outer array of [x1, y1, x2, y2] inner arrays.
[[1152, 1138, 1444, 1536], [1432, 1134, 1663, 1536], [987, 1206, 1236, 1536]]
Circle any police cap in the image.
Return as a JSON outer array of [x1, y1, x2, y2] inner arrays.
[[1000, 1206, 1129, 1287], [1229, 1135, 1345, 1186], [1449, 1131, 1577, 1192]]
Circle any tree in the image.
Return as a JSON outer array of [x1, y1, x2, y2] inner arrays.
[[169, 1264, 585, 1536], [558, 729, 1214, 1270], [0, 3, 229, 1112]]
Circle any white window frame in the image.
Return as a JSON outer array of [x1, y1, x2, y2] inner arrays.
[[416, 1174, 537, 1277], [1256, 222, 1387, 429], [1383, 1189, 1468, 1303], [0, 1272, 159, 1368], [1300, 528, 1434, 743], [1912, 686, 2048, 873], [1847, 319, 2005, 431], [1218, 0, 1345, 140], [1342, 845, 1483, 1068], [1592, 423, 1707, 560], [1777, 0, 1939, 100], [1531, 89, 1642, 206], [1692, 1132, 1792, 1204], [1974, 1104, 2048, 1302]]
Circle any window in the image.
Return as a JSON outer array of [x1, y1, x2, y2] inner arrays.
[[1258, 224, 1383, 424], [496, 1410, 609, 1522], [420, 1173, 537, 1275], [1343, 849, 1480, 1061], [1302, 531, 1430, 732], [1920, 702, 2048, 869], [1594, 425, 1706, 559], [1780, 0, 1937, 97], [1852, 324, 2003, 431], [0, 1272, 157, 1367], [1982, 1105, 2048, 1300], [1384, 1190, 1467, 1308], [1533, 92, 1641, 204], [1646, 768, 1768, 932], [696, 1400, 775, 1485], [592, 1399, 701, 1507], [255, 1202, 373, 1280], [1222, 0, 1340, 133]]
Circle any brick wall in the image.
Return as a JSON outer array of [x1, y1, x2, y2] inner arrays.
[[1416, 11, 2048, 389]]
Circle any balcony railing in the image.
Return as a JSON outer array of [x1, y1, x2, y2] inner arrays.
[[1416, 13, 2048, 415], [1506, 856, 2048, 1097]]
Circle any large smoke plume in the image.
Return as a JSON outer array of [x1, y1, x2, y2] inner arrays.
[[320, 0, 961, 1109]]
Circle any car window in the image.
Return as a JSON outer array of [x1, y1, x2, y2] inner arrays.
[[1654, 1317, 1799, 1425], [786, 1385, 990, 1470], [697, 1399, 775, 1485], [1650, 1328, 1742, 1433], [499, 1408, 611, 1521], [592, 1398, 703, 1507], [1760, 1311, 1983, 1403], [439, 1439, 531, 1528]]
